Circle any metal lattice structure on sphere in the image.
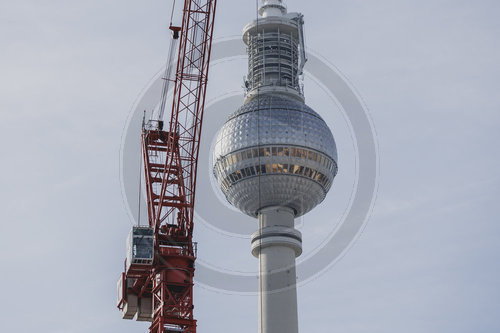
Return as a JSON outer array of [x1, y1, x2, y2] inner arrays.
[[117, 1, 217, 333]]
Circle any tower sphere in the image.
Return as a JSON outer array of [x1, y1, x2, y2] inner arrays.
[[212, 95, 338, 217]]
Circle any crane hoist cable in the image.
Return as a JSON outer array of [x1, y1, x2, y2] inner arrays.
[[156, 28, 180, 127]]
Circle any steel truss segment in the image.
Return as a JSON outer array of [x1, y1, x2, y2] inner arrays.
[[136, 1, 218, 333]]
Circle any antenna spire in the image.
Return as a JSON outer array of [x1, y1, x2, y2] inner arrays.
[[259, 0, 287, 17]]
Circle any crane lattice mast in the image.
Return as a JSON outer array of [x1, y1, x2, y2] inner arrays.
[[118, 1, 217, 332]]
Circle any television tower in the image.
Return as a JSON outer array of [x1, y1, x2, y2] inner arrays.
[[212, 1, 338, 332]]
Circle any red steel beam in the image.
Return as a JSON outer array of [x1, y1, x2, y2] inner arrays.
[[125, 1, 218, 333]]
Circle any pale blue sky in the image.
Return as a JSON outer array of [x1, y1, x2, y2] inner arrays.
[[1, 0, 499, 332]]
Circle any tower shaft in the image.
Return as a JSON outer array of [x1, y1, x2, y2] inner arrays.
[[252, 207, 302, 333]]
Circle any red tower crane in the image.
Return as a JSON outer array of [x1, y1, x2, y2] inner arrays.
[[117, 1, 217, 332]]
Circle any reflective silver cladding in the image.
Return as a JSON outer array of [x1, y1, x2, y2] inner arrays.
[[213, 95, 338, 217]]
